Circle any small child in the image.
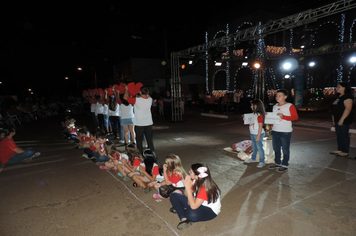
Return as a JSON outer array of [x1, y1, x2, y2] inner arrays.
[[98, 141, 118, 170], [153, 154, 187, 201], [83, 131, 97, 159], [82, 130, 108, 164], [117, 144, 145, 181], [244, 99, 266, 168], [268, 89, 298, 172], [132, 149, 164, 193], [76, 127, 90, 149]]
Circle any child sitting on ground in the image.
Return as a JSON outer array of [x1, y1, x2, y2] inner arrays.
[[116, 144, 145, 182], [153, 154, 187, 201], [82, 130, 108, 165], [131, 149, 164, 193]]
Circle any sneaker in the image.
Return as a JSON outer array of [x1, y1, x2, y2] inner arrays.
[[244, 158, 257, 163], [119, 140, 125, 144], [177, 220, 193, 230], [123, 176, 131, 181], [34, 152, 41, 158], [257, 162, 265, 168], [276, 166, 288, 173], [82, 154, 89, 159], [267, 163, 280, 169], [95, 162, 105, 166]]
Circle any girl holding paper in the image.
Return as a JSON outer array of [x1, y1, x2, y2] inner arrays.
[[244, 99, 266, 168]]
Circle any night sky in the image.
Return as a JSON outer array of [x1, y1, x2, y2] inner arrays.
[[2, 0, 335, 97]]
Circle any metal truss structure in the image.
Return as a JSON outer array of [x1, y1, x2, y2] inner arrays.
[[170, 0, 356, 121]]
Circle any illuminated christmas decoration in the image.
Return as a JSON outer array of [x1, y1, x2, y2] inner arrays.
[[233, 49, 244, 56]]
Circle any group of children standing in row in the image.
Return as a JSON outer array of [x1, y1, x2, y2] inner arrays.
[[244, 89, 299, 172]]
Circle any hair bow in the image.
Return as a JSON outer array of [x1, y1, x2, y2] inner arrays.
[[197, 166, 208, 178]]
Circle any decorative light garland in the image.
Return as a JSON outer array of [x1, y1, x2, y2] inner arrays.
[[350, 18, 356, 42], [205, 31, 209, 93]]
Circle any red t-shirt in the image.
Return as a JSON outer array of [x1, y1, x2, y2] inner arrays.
[[0, 137, 17, 164], [133, 157, 141, 167], [192, 185, 209, 201], [152, 164, 159, 176], [167, 171, 183, 185]]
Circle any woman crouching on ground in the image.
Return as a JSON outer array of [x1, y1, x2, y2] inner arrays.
[[169, 163, 221, 230]]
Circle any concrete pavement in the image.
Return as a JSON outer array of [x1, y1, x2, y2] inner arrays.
[[1, 110, 356, 236]]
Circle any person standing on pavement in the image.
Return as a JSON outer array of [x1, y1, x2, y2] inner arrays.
[[267, 89, 298, 173], [330, 82, 353, 157], [125, 86, 155, 155], [163, 90, 172, 121], [0, 128, 41, 167], [244, 99, 266, 168]]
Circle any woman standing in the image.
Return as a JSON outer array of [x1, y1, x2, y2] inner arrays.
[[331, 82, 354, 157]]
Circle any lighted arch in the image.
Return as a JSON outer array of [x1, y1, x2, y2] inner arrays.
[[213, 69, 227, 91], [313, 21, 341, 46]]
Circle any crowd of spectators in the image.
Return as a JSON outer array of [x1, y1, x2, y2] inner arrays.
[[0, 94, 88, 127]]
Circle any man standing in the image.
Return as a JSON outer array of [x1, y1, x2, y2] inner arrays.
[[125, 86, 155, 154]]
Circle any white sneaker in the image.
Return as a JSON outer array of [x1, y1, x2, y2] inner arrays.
[[257, 163, 265, 168], [34, 152, 41, 158], [244, 158, 257, 163], [82, 154, 89, 159], [119, 140, 125, 144]]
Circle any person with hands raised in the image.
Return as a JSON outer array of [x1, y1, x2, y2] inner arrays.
[[169, 163, 221, 230]]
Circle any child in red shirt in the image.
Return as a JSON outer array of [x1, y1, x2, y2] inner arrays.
[[0, 128, 41, 165]]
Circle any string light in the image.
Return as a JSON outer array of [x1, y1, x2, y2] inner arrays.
[[350, 19, 356, 42], [205, 31, 209, 93]]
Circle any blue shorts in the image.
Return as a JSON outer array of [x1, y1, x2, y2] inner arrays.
[[103, 115, 110, 126], [121, 118, 133, 126]]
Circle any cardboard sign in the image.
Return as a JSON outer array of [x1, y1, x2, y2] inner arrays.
[[265, 112, 280, 124], [243, 113, 254, 125]]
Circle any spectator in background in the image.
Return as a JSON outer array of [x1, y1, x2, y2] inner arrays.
[[163, 90, 172, 121]]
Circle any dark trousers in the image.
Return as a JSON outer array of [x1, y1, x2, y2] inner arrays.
[[97, 114, 105, 130], [135, 125, 154, 154], [109, 116, 120, 139], [335, 123, 350, 153], [272, 131, 292, 167], [170, 193, 217, 222], [163, 106, 171, 121], [91, 112, 99, 129]]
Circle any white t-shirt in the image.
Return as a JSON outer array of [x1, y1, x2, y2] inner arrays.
[[90, 103, 96, 113], [95, 102, 104, 115], [109, 103, 120, 117], [192, 180, 221, 215], [120, 104, 134, 119], [272, 103, 295, 132], [103, 104, 109, 116], [249, 113, 265, 135], [133, 97, 153, 126]]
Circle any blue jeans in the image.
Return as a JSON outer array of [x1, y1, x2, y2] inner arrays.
[[7, 148, 35, 164], [170, 193, 217, 222], [250, 133, 265, 163], [119, 117, 126, 142], [335, 123, 350, 153], [272, 131, 292, 167], [83, 148, 108, 162]]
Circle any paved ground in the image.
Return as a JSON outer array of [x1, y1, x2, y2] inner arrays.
[[1, 109, 356, 236]]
